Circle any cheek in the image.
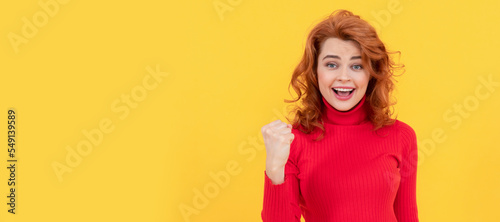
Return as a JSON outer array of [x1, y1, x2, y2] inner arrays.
[[317, 71, 328, 86], [355, 72, 370, 89], [317, 74, 332, 96], [317, 69, 335, 85]]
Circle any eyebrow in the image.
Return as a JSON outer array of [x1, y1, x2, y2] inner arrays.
[[322, 55, 362, 60]]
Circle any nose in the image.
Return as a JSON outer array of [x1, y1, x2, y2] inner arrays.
[[337, 67, 350, 82]]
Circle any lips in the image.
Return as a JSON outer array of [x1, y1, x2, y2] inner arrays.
[[332, 87, 355, 101]]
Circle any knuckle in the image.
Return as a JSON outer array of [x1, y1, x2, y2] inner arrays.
[[279, 136, 287, 143]]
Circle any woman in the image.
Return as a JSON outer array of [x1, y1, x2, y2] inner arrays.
[[261, 10, 419, 221]]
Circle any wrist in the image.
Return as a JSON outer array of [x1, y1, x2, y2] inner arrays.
[[266, 157, 285, 171], [265, 166, 285, 184]]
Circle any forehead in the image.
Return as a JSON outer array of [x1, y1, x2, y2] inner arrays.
[[319, 38, 361, 55]]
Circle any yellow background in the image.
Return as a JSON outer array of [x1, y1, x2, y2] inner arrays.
[[1, 0, 499, 221]]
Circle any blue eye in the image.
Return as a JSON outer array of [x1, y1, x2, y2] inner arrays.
[[352, 64, 363, 70], [327, 63, 337, 68]]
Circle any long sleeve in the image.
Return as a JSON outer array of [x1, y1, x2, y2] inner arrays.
[[260, 97, 419, 221], [394, 122, 419, 221], [261, 138, 302, 222]]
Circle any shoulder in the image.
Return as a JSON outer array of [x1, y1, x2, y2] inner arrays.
[[373, 119, 416, 139], [392, 120, 418, 154], [290, 127, 305, 151], [288, 124, 318, 160], [291, 123, 323, 144], [378, 119, 417, 150], [393, 119, 417, 140]]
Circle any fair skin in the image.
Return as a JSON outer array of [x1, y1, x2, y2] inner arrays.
[[262, 37, 371, 184], [317, 37, 371, 112]]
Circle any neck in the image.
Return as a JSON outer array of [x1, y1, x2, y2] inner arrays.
[[321, 95, 370, 125]]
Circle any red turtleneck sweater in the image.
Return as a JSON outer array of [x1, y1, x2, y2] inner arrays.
[[261, 95, 419, 221]]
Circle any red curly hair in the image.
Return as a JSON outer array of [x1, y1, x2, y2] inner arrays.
[[285, 9, 404, 140]]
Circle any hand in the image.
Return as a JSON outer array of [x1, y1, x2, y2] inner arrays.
[[261, 120, 295, 184]]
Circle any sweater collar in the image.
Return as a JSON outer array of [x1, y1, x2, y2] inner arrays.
[[321, 95, 370, 125]]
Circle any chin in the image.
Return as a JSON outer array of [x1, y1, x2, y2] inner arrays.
[[330, 97, 361, 111], [335, 104, 355, 111]]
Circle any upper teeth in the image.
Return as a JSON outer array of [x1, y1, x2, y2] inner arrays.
[[334, 88, 354, 92]]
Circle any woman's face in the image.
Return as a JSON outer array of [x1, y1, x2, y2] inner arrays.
[[317, 37, 370, 111]]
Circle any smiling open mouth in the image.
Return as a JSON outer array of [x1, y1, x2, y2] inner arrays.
[[333, 88, 355, 97]]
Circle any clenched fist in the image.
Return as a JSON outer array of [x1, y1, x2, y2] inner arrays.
[[261, 120, 295, 184]]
